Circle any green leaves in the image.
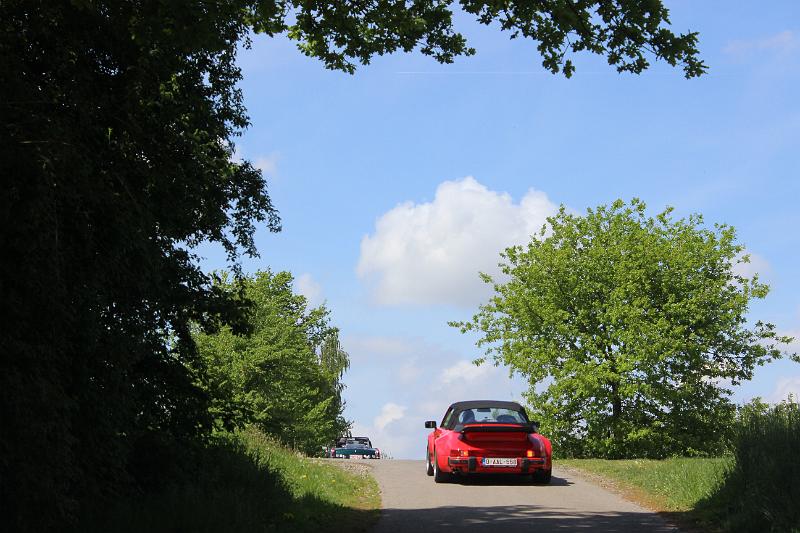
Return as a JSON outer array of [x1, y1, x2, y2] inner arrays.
[[455, 199, 795, 458], [193, 271, 351, 454], [257, 1, 705, 77]]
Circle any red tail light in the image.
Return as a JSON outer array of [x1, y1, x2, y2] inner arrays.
[[528, 434, 543, 456]]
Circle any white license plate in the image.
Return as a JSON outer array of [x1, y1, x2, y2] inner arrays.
[[483, 458, 517, 467]]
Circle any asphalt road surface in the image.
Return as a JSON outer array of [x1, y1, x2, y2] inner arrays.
[[368, 460, 678, 532]]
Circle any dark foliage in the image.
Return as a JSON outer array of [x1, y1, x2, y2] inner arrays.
[[1, 1, 278, 530]]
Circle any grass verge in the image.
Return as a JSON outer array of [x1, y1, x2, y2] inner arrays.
[[560, 457, 731, 513], [76, 427, 380, 532], [560, 457, 730, 531]]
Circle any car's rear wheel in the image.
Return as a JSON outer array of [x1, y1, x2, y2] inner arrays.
[[433, 449, 449, 483], [531, 467, 552, 484], [426, 446, 434, 476]]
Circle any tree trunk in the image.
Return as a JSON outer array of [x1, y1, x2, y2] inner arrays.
[[610, 380, 622, 452]]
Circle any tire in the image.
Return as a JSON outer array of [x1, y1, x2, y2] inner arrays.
[[531, 468, 552, 484], [426, 447, 434, 476], [433, 449, 449, 483]]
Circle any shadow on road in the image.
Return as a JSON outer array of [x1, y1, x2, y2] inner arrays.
[[375, 505, 680, 532]]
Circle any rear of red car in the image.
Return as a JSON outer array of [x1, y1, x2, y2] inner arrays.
[[444, 425, 550, 476], [425, 400, 553, 483]]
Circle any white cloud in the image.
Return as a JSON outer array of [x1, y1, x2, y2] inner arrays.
[[724, 30, 797, 58], [769, 376, 800, 403], [781, 329, 800, 357], [440, 359, 492, 386], [732, 251, 770, 280], [295, 273, 322, 307], [397, 358, 422, 385], [374, 402, 406, 430], [253, 152, 280, 175], [342, 335, 421, 362], [357, 176, 558, 306], [229, 145, 279, 175], [231, 145, 245, 163]]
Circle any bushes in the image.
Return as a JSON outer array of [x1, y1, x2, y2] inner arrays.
[[700, 398, 800, 531]]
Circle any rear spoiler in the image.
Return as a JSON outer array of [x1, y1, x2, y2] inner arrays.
[[457, 424, 535, 434]]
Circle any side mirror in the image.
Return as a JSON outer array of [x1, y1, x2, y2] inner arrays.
[[530, 421, 540, 433], [424, 420, 437, 429]]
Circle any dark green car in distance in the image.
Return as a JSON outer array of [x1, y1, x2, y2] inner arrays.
[[329, 436, 381, 459]]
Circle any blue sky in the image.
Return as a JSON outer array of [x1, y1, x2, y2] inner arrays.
[[201, 1, 800, 459]]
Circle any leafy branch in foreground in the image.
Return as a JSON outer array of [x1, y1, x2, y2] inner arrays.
[[255, 0, 706, 77]]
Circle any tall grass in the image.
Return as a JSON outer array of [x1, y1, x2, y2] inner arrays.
[[564, 400, 800, 532], [700, 400, 800, 531], [559, 457, 730, 512], [74, 428, 380, 532]]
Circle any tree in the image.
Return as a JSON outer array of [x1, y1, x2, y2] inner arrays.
[[2, 1, 704, 529], [193, 271, 350, 454], [452, 199, 795, 458]]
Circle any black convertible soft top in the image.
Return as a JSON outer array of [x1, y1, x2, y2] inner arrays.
[[448, 400, 525, 411]]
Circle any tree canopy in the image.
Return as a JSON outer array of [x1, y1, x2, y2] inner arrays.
[[261, 0, 707, 78], [452, 199, 795, 458], [194, 271, 350, 454], [2, 1, 705, 530]]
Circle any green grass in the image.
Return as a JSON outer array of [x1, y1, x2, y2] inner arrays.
[[560, 457, 731, 513], [75, 428, 380, 533], [561, 404, 800, 533]]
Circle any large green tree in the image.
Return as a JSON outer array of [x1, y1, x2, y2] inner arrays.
[[194, 271, 350, 454], [453, 200, 795, 458], [2, 1, 705, 529]]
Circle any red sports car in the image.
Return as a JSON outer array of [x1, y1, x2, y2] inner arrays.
[[424, 400, 552, 483]]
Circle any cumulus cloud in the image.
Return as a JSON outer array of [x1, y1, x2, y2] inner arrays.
[[374, 402, 406, 430], [254, 152, 280, 175], [342, 335, 421, 363], [440, 360, 492, 386], [397, 358, 422, 385], [724, 30, 797, 58], [732, 251, 770, 280], [295, 273, 322, 307], [357, 177, 558, 306], [229, 145, 280, 175], [769, 376, 800, 403]]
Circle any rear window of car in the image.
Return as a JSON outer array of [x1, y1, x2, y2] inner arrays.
[[455, 407, 528, 425]]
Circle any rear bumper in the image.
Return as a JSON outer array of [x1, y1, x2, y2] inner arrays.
[[447, 456, 547, 474], [333, 451, 377, 458]]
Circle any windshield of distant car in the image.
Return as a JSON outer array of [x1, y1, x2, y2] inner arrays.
[[456, 407, 529, 425]]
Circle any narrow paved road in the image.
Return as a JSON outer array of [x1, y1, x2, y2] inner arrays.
[[367, 460, 677, 532]]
